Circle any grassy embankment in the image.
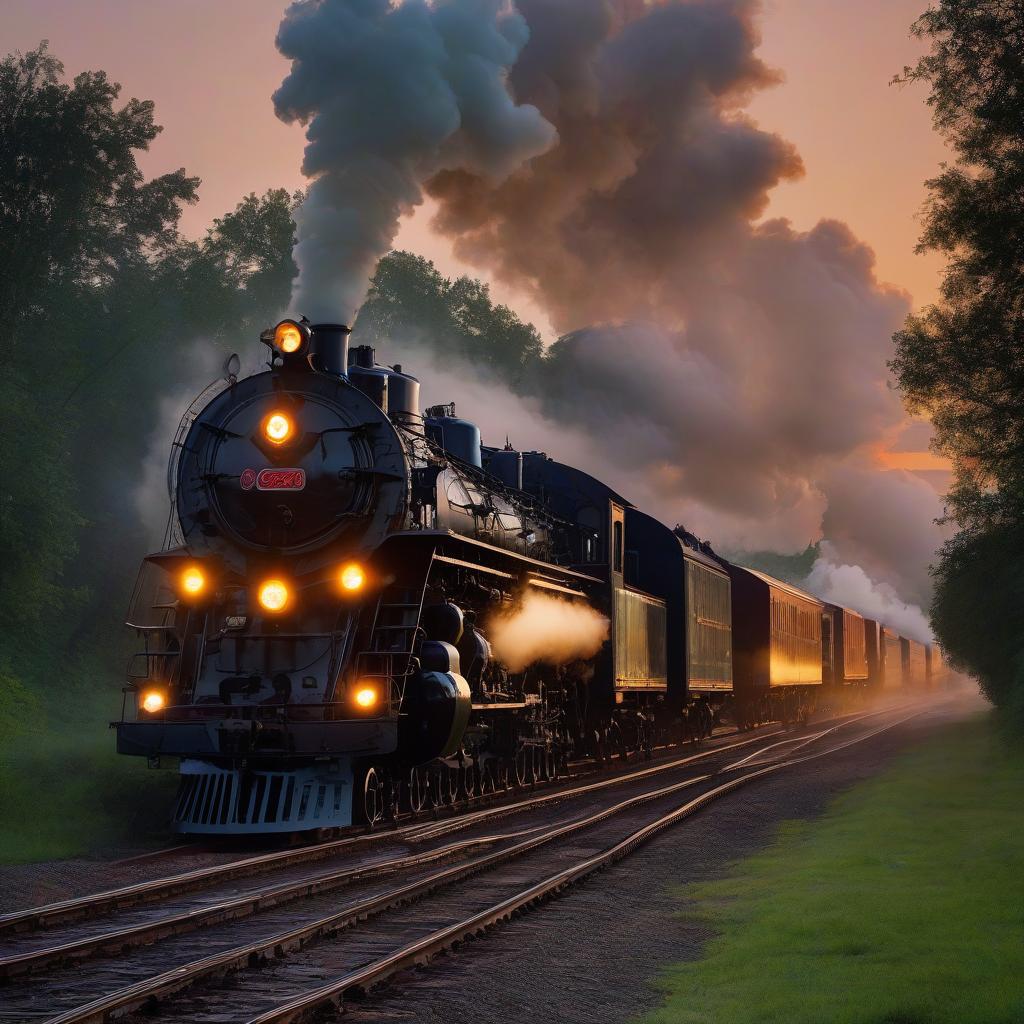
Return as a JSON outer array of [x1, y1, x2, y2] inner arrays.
[[646, 710, 1024, 1024], [0, 642, 177, 864]]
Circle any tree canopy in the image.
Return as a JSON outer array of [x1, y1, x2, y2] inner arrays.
[[0, 43, 299, 655], [891, 2, 1024, 720], [355, 250, 543, 380]]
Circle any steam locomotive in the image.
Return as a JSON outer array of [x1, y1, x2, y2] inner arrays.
[[116, 320, 945, 834]]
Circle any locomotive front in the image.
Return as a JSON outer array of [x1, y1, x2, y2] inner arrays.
[[117, 320, 416, 833]]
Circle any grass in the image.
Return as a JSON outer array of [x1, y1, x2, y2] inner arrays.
[[0, 692, 178, 863], [645, 711, 1024, 1024]]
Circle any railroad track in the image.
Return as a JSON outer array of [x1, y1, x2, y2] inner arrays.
[[0, 702, 927, 1024], [0, 718, 805, 938]]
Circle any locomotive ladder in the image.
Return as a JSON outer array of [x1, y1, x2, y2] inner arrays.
[[356, 574, 431, 708]]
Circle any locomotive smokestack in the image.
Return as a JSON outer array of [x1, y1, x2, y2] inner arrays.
[[310, 323, 351, 377]]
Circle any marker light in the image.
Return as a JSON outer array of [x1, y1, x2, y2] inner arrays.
[[258, 579, 291, 613], [273, 320, 307, 354], [354, 686, 378, 709], [180, 565, 206, 598], [141, 690, 166, 714], [339, 563, 366, 593], [263, 412, 293, 445]]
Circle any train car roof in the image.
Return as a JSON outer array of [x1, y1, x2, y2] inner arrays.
[[517, 451, 632, 508], [823, 600, 865, 621], [730, 564, 824, 608], [625, 508, 729, 575]]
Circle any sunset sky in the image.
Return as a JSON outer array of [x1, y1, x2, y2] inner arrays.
[[3, 0, 952, 481], [4, 0, 947, 305]]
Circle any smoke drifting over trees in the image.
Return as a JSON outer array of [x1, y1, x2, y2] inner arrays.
[[449, 0, 942, 623], [274, 0, 944, 631]]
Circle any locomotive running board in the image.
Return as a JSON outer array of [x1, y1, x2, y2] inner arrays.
[[386, 529, 604, 586]]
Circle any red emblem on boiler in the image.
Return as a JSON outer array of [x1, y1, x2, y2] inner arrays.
[[239, 468, 257, 491], [256, 468, 306, 491]]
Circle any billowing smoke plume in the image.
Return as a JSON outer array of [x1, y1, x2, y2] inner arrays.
[[817, 463, 948, 608], [419, 0, 933, 603], [487, 591, 609, 672], [804, 543, 933, 644], [274, 0, 556, 323], [429, 0, 804, 330], [275, 0, 943, 616]]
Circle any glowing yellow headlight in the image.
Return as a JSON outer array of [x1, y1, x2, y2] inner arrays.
[[339, 563, 366, 593], [258, 579, 291, 613], [264, 412, 293, 445], [141, 690, 165, 714], [354, 686, 378, 709], [180, 565, 206, 598], [274, 320, 305, 354]]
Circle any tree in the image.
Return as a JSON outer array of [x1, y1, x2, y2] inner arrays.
[[891, 2, 1024, 719], [0, 43, 197, 631], [355, 251, 543, 379], [0, 42, 198, 332]]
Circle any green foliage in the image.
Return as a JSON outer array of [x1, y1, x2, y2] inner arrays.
[[646, 713, 1024, 1024], [0, 45, 299, 858], [723, 544, 821, 586], [891, 4, 1024, 719], [0, 41, 196, 632], [930, 527, 1024, 722], [355, 250, 543, 380]]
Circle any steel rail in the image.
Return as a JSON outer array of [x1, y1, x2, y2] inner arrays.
[[406, 702, 907, 844], [36, 705, 914, 1024], [243, 708, 928, 1024], [0, 825, 548, 979], [0, 722, 807, 936]]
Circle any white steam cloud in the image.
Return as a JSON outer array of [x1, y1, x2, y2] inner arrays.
[[804, 543, 933, 644], [486, 591, 609, 672], [274, 0, 556, 323], [134, 340, 228, 546]]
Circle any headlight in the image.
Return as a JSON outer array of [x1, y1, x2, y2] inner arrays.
[[354, 685, 378, 709], [180, 565, 206, 599], [339, 563, 366, 593], [141, 690, 166, 714], [272, 319, 310, 355], [258, 578, 291, 613], [263, 411, 293, 445]]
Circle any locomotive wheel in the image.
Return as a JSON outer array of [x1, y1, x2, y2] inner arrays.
[[497, 759, 512, 792], [409, 766, 428, 813], [363, 767, 384, 827], [443, 765, 459, 805], [512, 749, 528, 786], [430, 765, 456, 808], [479, 760, 495, 795], [514, 746, 532, 787]]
